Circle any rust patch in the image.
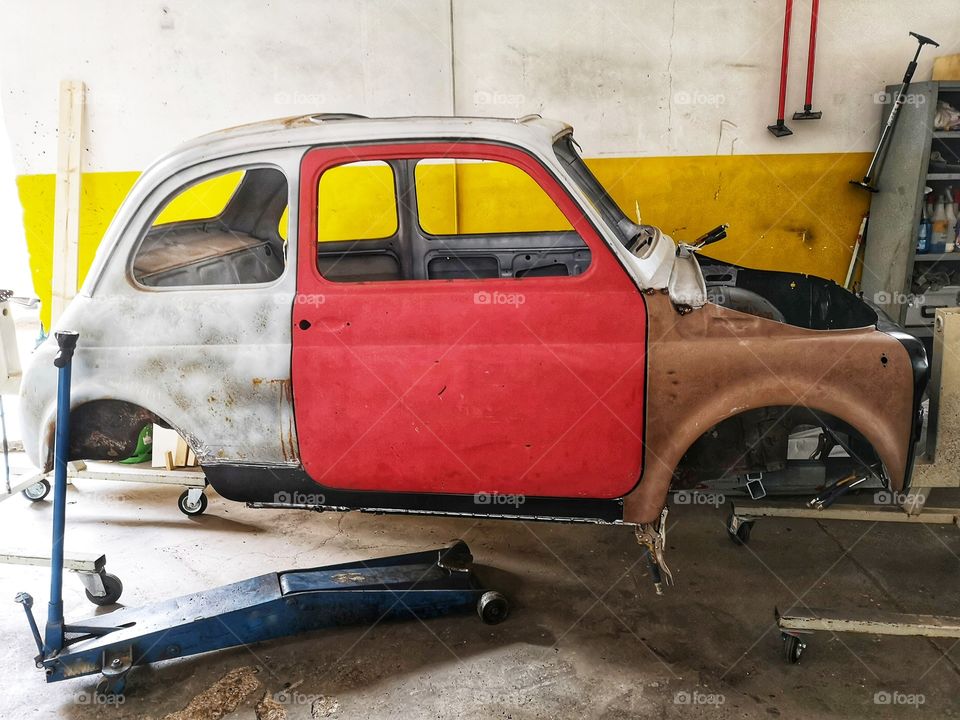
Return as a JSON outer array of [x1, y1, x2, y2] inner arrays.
[[287, 417, 296, 460], [331, 571, 365, 584], [622, 293, 916, 525]]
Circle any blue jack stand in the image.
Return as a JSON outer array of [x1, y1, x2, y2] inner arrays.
[[16, 332, 509, 695]]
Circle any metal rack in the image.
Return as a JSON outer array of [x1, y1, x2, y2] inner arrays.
[[862, 81, 960, 346]]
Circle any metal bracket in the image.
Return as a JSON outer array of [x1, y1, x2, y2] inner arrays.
[[101, 644, 133, 678], [76, 569, 107, 598], [745, 473, 766, 500]]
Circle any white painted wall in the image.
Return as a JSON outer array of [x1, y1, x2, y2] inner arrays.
[[1, 0, 959, 172], [0, 90, 30, 294]]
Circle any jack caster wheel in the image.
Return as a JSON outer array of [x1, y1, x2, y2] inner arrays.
[[95, 674, 127, 697], [782, 633, 806, 664], [726, 515, 753, 545], [22, 479, 51, 502], [178, 489, 207, 516], [86, 573, 123, 606], [477, 591, 509, 625]]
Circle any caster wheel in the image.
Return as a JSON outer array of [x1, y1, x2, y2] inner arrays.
[[95, 674, 127, 696], [782, 633, 806, 664], [22, 479, 51, 502], [86, 573, 123, 606], [178, 490, 207, 516], [477, 591, 509, 625], [726, 515, 753, 545]]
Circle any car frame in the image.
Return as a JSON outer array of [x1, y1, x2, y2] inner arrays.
[[19, 113, 928, 527]]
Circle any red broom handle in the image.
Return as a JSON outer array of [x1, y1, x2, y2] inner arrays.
[[804, 0, 819, 106], [776, 0, 793, 120]]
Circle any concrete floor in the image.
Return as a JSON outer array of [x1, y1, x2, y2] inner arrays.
[[1, 476, 959, 719]]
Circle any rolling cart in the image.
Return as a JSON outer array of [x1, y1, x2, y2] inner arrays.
[[19, 461, 210, 517], [726, 309, 960, 663]]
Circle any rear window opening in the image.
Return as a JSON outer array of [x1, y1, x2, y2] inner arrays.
[[133, 166, 288, 288]]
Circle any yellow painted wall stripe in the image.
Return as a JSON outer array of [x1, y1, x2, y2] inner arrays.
[[590, 152, 871, 285], [16, 151, 870, 329]]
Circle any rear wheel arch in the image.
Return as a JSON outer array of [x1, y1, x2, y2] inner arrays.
[[42, 399, 170, 469]]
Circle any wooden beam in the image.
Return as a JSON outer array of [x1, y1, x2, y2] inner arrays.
[[50, 80, 85, 327], [778, 606, 960, 639]]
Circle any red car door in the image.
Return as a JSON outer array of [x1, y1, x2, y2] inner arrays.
[[293, 141, 648, 499]]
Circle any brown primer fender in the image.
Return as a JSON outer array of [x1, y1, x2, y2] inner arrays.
[[623, 293, 915, 525]]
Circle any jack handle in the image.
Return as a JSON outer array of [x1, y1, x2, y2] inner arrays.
[[15, 593, 44, 655]]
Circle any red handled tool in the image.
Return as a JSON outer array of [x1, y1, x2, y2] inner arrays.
[[793, 0, 822, 120], [768, 0, 794, 137]]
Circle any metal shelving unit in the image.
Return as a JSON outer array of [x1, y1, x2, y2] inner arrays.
[[915, 252, 960, 262], [861, 81, 960, 354]]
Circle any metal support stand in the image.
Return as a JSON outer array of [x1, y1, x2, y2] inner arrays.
[[44, 330, 78, 656]]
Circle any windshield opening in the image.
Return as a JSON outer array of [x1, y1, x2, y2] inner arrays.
[[553, 134, 632, 246]]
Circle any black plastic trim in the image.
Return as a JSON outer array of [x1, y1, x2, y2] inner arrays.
[[881, 328, 930, 493], [204, 464, 625, 523]]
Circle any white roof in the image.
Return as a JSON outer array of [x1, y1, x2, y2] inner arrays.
[[164, 113, 573, 169]]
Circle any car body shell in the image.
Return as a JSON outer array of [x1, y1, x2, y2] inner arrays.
[[19, 114, 927, 525]]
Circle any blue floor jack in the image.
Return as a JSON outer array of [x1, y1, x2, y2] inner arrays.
[[15, 331, 509, 695]]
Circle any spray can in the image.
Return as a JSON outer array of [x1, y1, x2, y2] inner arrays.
[[918, 199, 931, 254]]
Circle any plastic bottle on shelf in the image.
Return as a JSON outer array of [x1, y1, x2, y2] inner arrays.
[[945, 188, 958, 252], [918, 198, 931, 254], [932, 194, 949, 253]]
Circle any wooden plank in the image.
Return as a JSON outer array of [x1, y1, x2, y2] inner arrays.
[[732, 500, 960, 525], [152, 424, 181, 467], [50, 80, 85, 326], [778, 606, 960, 638], [0, 549, 104, 572], [174, 435, 189, 467], [933, 54, 960, 81], [67, 462, 204, 486]]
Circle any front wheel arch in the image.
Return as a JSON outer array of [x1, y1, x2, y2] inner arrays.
[[671, 406, 883, 489]]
